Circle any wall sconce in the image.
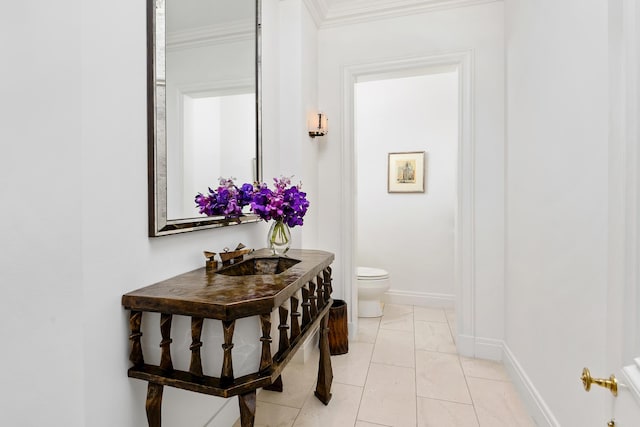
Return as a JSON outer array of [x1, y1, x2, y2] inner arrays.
[[308, 112, 328, 138]]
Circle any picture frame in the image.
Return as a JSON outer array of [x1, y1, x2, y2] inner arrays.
[[387, 151, 426, 193]]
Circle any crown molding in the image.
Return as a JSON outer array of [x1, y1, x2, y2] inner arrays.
[[167, 19, 254, 51], [303, 0, 330, 28], [320, 0, 502, 28], [175, 78, 254, 97]]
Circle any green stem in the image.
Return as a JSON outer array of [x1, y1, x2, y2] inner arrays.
[[270, 221, 289, 245]]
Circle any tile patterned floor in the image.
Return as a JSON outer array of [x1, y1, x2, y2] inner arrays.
[[234, 304, 535, 427]]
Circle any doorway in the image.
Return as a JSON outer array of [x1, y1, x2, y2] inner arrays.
[[339, 52, 477, 357], [354, 70, 459, 309]]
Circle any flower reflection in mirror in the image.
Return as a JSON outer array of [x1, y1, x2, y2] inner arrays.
[[195, 177, 254, 218]]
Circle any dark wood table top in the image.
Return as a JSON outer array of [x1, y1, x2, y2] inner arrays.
[[122, 249, 334, 321]]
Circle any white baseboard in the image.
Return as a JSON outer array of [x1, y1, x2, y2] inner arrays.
[[456, 334, 503, 361], [474, 337, 504, 361], [383, 289, 455, 308], [348, 321, 358, 340], [456, 337, 556, 425], [456, 333, 475, 357], [503, 343, 560, 427]]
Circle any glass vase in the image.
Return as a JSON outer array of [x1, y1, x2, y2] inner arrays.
[[267, 219, 291, 256]]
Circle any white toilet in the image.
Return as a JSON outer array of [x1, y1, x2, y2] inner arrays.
[[357, 267, 391, 318]]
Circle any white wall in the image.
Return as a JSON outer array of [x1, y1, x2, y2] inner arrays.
[[504, 0, 609, 425], [81, 0, 268, 424], [356, 71, 458, 299], [16, 0, 628, 425], [276, 0, 321, 250], [0, 2, 84, 425], [318, 2, 505, 345], [0, 1, 281, 426]]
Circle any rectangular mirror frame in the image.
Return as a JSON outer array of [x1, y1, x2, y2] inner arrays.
[[147, 0, 262, 237]]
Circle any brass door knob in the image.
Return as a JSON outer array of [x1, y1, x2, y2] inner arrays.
[[581, 367, 618, 396]]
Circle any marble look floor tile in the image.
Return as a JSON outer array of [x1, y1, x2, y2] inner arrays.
[[414, 306, 448, 323], [292, 383, 363, 427], [331, 341, 375, 387], [467, 377, 535, 426], [380, 311, 414, 332], [460, 357, 510, 381], [230, 304, 535, 427], [414, 321, 457, 354], [358, 363, 417, 427], [445, 310, 457, 339], [445, 309, 456, 322], [448, 320, 457, 343], [380, 305, 414, 332], [258, 356, 319, 408], [297, 347, 321, 375], [383, 303, 414, 316], [417, 397, 479, 427], [232, 401, 299, 427], [416, 350, 471, 404], [355, 317, 381, 344], [371, 328, 415, 368]]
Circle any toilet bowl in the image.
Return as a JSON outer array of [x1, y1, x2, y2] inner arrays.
[[357, 267, 390, 318]]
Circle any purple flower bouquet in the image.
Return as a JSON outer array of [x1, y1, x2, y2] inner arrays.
[[195, 176, 309, 255], [251, 176, 309, 255]]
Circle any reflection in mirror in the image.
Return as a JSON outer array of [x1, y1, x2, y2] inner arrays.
[[148, 0, 262, 236], [167, 91, 256, 219]]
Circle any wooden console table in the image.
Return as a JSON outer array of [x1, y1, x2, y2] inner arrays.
[[122, 249, 335, 427]]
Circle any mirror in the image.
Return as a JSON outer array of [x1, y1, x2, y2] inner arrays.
[[148, 0, 262, 236]]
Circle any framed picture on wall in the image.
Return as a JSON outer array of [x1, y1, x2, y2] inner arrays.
[[387, 151, 426, 193]]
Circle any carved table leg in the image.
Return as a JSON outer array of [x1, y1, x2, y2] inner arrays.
[[265, 306, 289, 392], [159, 313, 173, 371], [264, 375, 283, 392], [220, 319, 236, 386], [323, 267, 333, 304], [238, 390, 257, 427], [189, 317, 204, 376], [314, 312, 333, 405], [129, 311, 144, 367], [146, 382, 163, 427], [290, 296, 301, 341], [301, 287, 311, 328], [309, 282, 318, 318], [258, 314, 273, 373]]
